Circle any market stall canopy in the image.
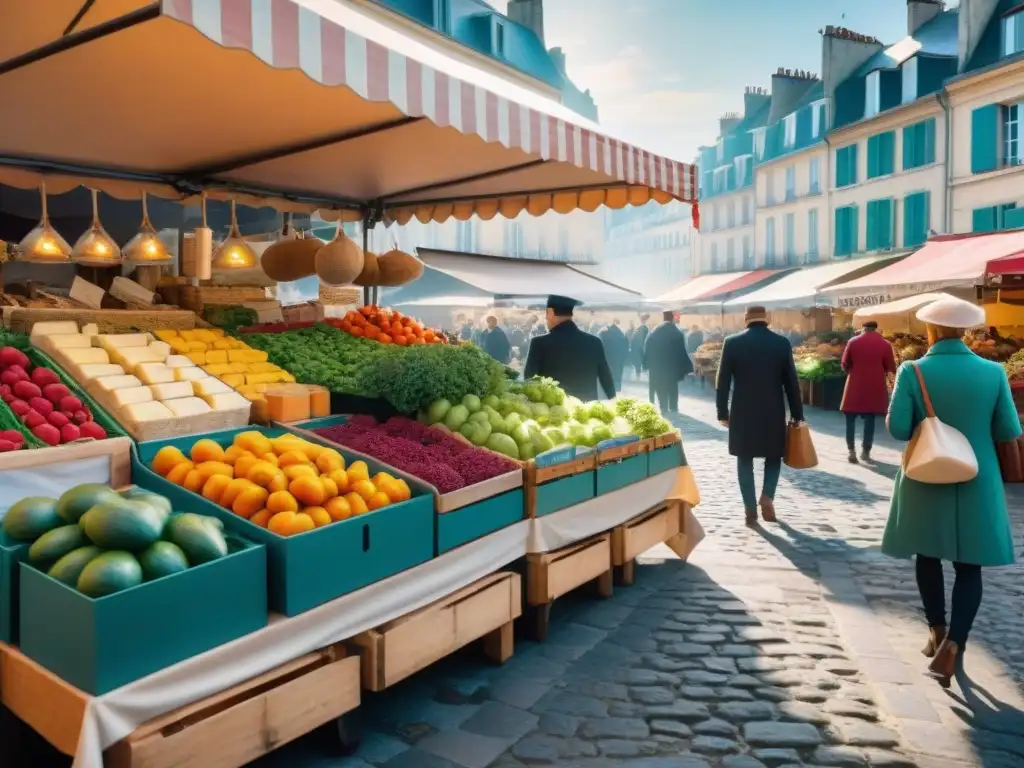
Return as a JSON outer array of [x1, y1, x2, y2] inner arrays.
[[724, 256, 899, 311], [649, 271, 754, 305], [824, 231, 1024, 298], [851, 291, 957, 319], [0, 0, 696, 225], [649, 269, 786, 308], [390, 295, 495, 308]]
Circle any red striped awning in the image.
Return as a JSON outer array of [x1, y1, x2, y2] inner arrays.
[[693, 269, 783, 301]]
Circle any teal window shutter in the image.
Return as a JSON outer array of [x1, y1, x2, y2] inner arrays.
[[866, 200, 893, 250], [865, 201, 876, 250], [973, 206, 998, 232], [834, 208, 845, 255], [881, 132, 895, 176], [835, 206, 859, 256], [903, 192, 930, 247], [850, 206, 859, 254], [971, 105, 1000, 173], [867, 136, 879, 179], [902, 124, 916, 170], [836, 145, 858, 187]]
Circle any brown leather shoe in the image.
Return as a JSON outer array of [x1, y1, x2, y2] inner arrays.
[[926, 639, 959, 688], [745, 510, 758, 526], [922, 625, 947, 658], [759, 496, 776, 523]]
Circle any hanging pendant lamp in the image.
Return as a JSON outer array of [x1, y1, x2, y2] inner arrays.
[[17, 183, 71, 263], [72, 189, 121, 266], [212, 200, 257, 270], [122, 191, 171, 264]]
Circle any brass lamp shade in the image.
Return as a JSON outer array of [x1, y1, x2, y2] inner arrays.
[[122, 192, 171, 264], [72, 190, 121, 266], [212, 200, 257, 270], [17, 184, 71, 264]]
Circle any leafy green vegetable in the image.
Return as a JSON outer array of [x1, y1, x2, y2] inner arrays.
[[0, 328, 30, 350], [795, 356, 844, 382]]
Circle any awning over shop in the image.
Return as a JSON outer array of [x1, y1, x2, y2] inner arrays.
[[852, 292, 955, 319], [825, 231, 1024, 297], [650, 271, 754, 305], [0, 0, 696, 226], [694, 269, 782, 301], [723, 257, 899, 310], [390, 295, 494, 308]]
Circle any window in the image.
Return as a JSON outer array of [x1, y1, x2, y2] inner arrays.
[[866, 199, 895, 251], [836, 144, 858, 187], [494, 21, 505, 57], [808, 209, 819, 261], [901, 56, 918, 105], [811, 101, 826, 137], [973, 203, 1020, 233], [785, 167, 796, 200], [1004, 10, 1024, 58], [727, 239, 736, 271], [710, 242, 720, 272], [742, 236, 753, 269], [809, 158, 821, 193], [903, 191, 930, 248], [745, 196, 754, 224], [867, 131, 896, 178], [765, 171, 775, 205], [754, 128, 767, 160], [765, 217, 776, 265], [971, 104, 1001, 173], [727, 200, 735, 228], [834, 205, 859, 257], [735, 155, 753, 186], [784, 114, 797, 148], [865, 71, 881, 118], [784, 213, 796, 264], [902, 118, 936, 170], [1006, 104, 1021, 167]]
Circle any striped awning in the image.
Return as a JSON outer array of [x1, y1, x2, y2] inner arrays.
[[0, 0, 697, 225]]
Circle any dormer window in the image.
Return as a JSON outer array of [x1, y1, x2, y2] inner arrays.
[[811, 100, 827, 137], [493, 19, 506, 58], [865, 71, 881, 118], [901, 56, 918, 105], [1004, 9, 1024, 58], [753, 127, 767, 159], [783, 114, 797, 148]]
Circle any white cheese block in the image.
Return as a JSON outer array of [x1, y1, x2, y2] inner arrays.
[[96, 333, 152, 350], [149, 381, 193, 401], [136, 363, 174, 385], [30, 321, 79, 339], [62, 348, 110, 365], [45, 334, 92, 350], [164, 397, 212, 417], [193, 377, 231, 397], [82, 323, 99, 337], [111, 347, 163, 372], [164, 355, 194, 369], [202, 392, 251, 411], [77, 363, 126, 381], [110, 387, 154, 407], [94, 375, 142, 392], [148, 341, 172, 359], [175, 367, 208, 382], [123, 400, 173, 423]]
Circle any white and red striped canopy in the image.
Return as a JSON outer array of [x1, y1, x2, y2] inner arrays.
[[0, 0, 697, 225]]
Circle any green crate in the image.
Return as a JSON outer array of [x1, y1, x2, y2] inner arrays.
[[648, 443, 684, 476], [596, 454, 648, 495], [0, 533, 29, 644]]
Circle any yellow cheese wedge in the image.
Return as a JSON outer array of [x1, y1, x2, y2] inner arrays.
[[148, 341, 172, 359], [94, 375, 143, 392], [169, 338, 191, 354], [205, 350, 228, 364], [45, 334, 92, 350], [174, 368, 208, 382], [153, 330, 179, 342], [193, 377, 231, 397], [149, 381, 193, 400], [110, 386, 154, 407], [62, 348, 111, 365], [123, 400, 173, 422], [77, 363, 126, 381], [29, 321, 79, 339], [164, 355, 194, 369], [96, 333, 152, 350], [112, 347, 164, 372], [203, 392, 251, 411], [82, 323, 100, 338], [163, 397, 212, 417], [136, 363, 175, 385]]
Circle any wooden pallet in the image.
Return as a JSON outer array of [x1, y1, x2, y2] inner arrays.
[[0, 641, 361, 768], [525, 533, 613, 641], [350, 571, 521, 692], [610, 503, 681, 586]]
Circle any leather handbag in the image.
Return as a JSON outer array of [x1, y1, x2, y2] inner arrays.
[[902, 363, 978, 484], [784, 421, 818, 469]]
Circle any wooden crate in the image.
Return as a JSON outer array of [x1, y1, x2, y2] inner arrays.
[[5, 308, 199, 334], [351, 571, 521, 692], [0, 435, 132, 485], [611, 504, 681, 586], [525, 533, 612, 641], [178, 284, 270, 314], [653, 431, 681, 449], [0, 641, 360, 768], [524, 453, 596, 518]]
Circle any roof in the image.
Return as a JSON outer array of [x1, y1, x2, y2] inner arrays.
[[695, 269, 782, 301], [723, 257, 897, 310], [790, 81, 825, 112], [650, 272, 754, 304], [853, 10, 959, 78], [852, 291, 956, 319], [728, 100, 771, 137]]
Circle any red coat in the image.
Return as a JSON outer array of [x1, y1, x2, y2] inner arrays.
[[840, 331, 896, 414]]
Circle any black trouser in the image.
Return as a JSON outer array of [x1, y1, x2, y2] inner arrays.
[[845, 413, 875, 452], [611, 366, 623, 392], [915, 555, 983, 647], [650, 378, 678, 413]]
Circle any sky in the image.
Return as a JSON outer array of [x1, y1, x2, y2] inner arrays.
[[489, 0, 919, 163]]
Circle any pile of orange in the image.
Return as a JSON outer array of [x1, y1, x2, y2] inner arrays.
[[151, 431, 411, 537], [336, 305, 445, 346]]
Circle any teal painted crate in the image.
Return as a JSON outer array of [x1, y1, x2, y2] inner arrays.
[[534, 471, 595, 517], [0, 534, 28, 644], [648, 443, 685, 476], [596, 454, 648, 496], [19, 534, 266, 695], [135, 426, 435, 616]]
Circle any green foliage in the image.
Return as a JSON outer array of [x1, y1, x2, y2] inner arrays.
[[795, 356, 844, 382], [0, 328, 29, 350]]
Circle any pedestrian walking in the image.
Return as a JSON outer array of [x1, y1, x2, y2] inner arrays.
[[643, 311, 693, 413], [524, 295, 616, 401], [509, 323, 526, 360], [840, 320, 896, 464], [881, 298, 1020, 686], [685, 325, 704, 355], [598, 319, 630, 391], [716, 306, 804, 526], [479, 315, 511, 364], [630, 317, 649, 379]]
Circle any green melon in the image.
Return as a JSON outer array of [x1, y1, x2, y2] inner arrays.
[[3, 497, 60, 541], [138, 541, 189, 581], [48, 546, 103, 586], [29, 524, 89, 564], [56, 484, 119, 524], [165, 513, 228, 564], [119, 487, 173, 518], [77, 551, 143, 597], [81, 498, 166, 551]]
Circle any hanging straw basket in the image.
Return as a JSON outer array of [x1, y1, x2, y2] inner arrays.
[[319, 285, 361, 305]]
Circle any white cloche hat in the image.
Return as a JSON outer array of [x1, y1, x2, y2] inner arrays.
[[916, 297, 985, 329]]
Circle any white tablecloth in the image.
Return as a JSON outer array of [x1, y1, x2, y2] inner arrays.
[[68, 472, 693, 767]]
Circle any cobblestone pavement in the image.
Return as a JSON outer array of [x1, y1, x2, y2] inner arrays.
[[253, 379, 1024, 768]]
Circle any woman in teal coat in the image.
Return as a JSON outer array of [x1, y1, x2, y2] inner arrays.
[[883, 298, 1020, 686]]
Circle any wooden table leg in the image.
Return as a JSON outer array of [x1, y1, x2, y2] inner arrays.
[[483, 621, 514, 664], [617, 559, 636, 587], [526, 603, 551, 642], [596, 568, 614, 599]]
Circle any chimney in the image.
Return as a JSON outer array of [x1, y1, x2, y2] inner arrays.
[[767, 69, 820, 124], [743, 86, 770, 119], [719, 112, 742, 136], [958, 0, 1001, 72], [908, 0, 942, 36], [821, 25, 884, 111], [507, 0, 545, 45], [549, 46, 566, 74]]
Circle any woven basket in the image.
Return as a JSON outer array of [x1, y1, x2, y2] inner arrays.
[[179, 284, 270, 313], [319, 285, 361, 305], [7, 308, 199, 334]]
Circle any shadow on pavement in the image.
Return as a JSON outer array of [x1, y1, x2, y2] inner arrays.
[[781, 466, 889, 504], [947, 671, 1024, 766]]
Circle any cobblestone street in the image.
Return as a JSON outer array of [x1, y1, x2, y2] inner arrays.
[[257, 381, 1024, 768]]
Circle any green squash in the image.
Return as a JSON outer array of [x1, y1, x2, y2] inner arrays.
[[48, 546, 103, 587], [77, 551, 143, 597], [56, 484, 119, 524], [80, 497, 166, 551], [138, 541, 189, 581], [29, 524, 89, 564], [2, 497, 60, 541], [165, 513, 228, 564], [119, 487, 173, 518]]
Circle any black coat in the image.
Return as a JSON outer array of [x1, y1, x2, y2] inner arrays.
[[716, 323, 804, 458], [599, 325, 630, 372], [480, 327, 511, 364], [629, 325, 649, 367], [686, 330, 705, 354], [643, 322, 694, 384], [525, 321, 615, 401]]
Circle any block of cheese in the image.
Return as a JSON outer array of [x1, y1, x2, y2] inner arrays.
[[202, 392, 251, 411], [193, 377, 232, 397], [136, 363, 175, 385], [164, 397, 212, 417], [154, 330, 179, 343], [111, 387, 154, 407], [164, 355, 194, 369], [44, 334, 92, 350], [205, 350, 228, 364], [112, 346, 164, 372], [148, 341, 172, 359], [62, 347, 110, 365], [264, 385, 310, 423], [123, 400, 173, 423], [30, 321, 79, 339], [94, 375, 143, 392], [221, 373, 246, 388], [96, 333, 152, 350], [149, 381, 193, 400], [175, 367, 208, 382], [82, 323, 100, 338], [306, 385, 330, 418], [77, 363, 127, 381]]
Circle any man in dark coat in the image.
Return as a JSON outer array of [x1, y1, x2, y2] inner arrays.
[[509, 323, 527, 360], [716, 306, 804, 526], [630, 317, 650, 378], [479, 315, 511, 364], [643, 311, 693, 413], [525, 296, 616, 401], [599, 319, 630, 391], [685, 325, 704, 355]]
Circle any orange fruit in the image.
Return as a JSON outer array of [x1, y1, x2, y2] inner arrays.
[[391, 478, 411, 502], [372, 471, 395, 486], [220, 477, 255, 509], [152, 446, 187, 477], [222, 445, 252, 466], [315, 449, 344, 474], [246, 460, 280, 487], [293, 441, 322, 461], [367, 491, 391, 511], [351, 479, 377, 502], [394, 335, 408, 346], [195, 461, 234, 481], [233, 454, 261, 479], [268, 511, 303, 536], [249, 508, 272, 528], [328, 468, 350, 493], [304, 506, 332, 527], [201, 474, 233, 505], [349, 326, 364, 337], [267, 471, 289, 493], [183, 469, 205, 493], [344, 492, 369, 516], [233, 485, 269, 519], [320, 475, 339, 499], [267, 490, 299, 514], [325, 496, 352, 521], [165, 460, 194, 486], [347, 460, 370, 483], [377, 334, 392, 344], [277, 450, 310, 468], [190, 439, 225, 464], [290, 513, 316, 535], [283, 464, 318, 481], [259, 452, 280, 467], [290, 475, 326, 507], [234, 431, 272, 456]]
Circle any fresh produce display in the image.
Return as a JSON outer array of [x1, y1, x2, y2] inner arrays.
[[693, 341, 722, 372], [151, 431, 411, 536], [792, 335, 848, 382], [0, 345, 107, 446], [2, 483, 228, 597], [0, 328, 29, 350], [1004, 349, 1024, 383], [884, 332, 927, 364], [313, 415, 521, 492], [335, 306, 445, 346], [963, 329, 1021, 362]]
